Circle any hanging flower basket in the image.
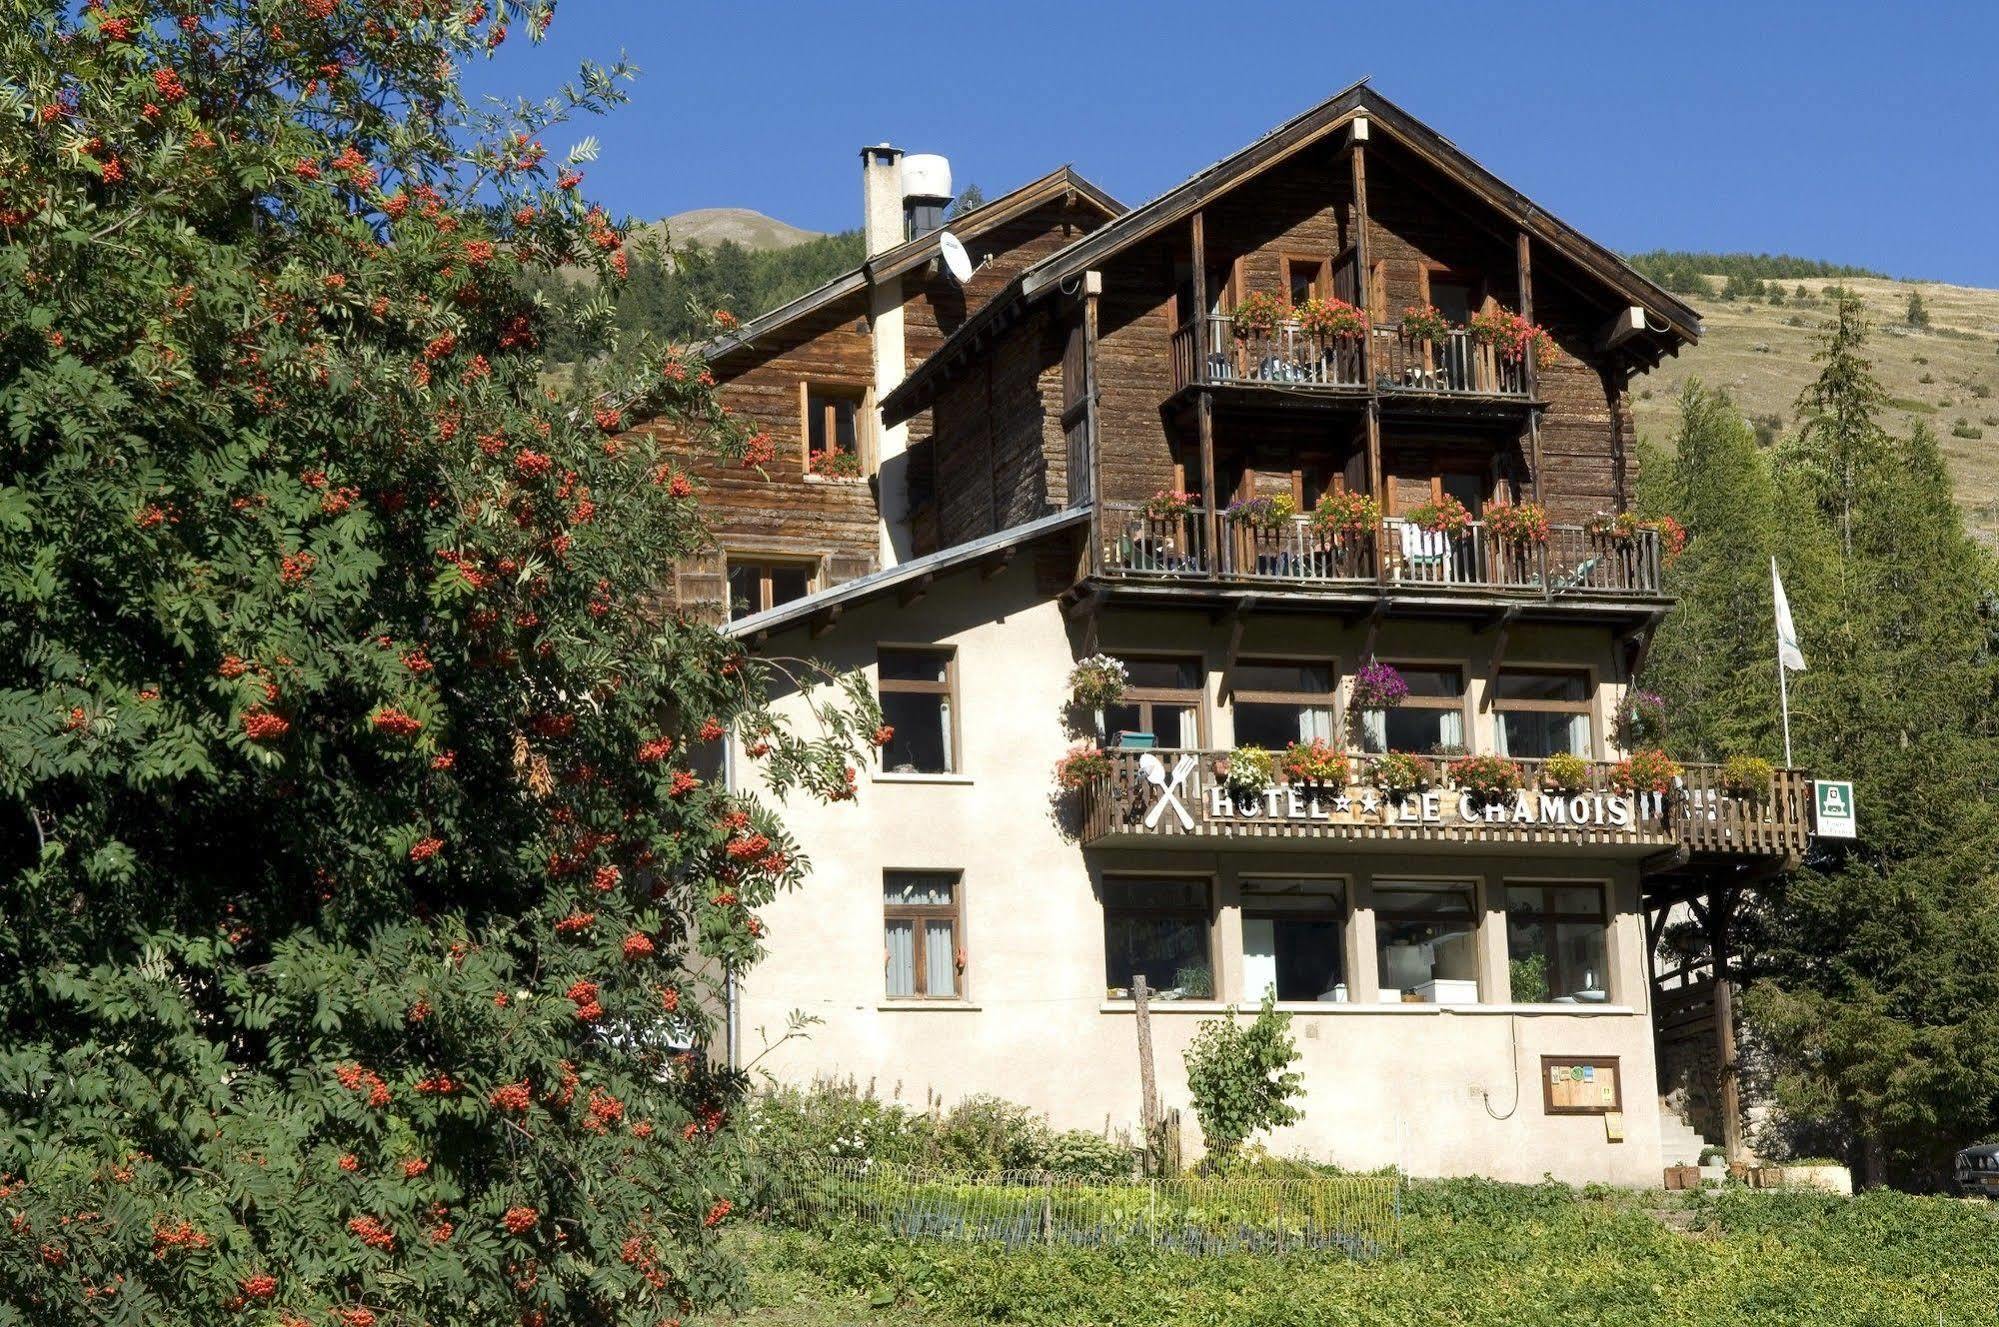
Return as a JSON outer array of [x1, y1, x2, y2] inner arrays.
[[1295, 295, 1369, 341], [1371, 751, 1433, 800], [1218, 745, 1276, 794], [1405, 495, 1473, 537], [1067, 654, 1129, 709], [1483, 500, 1550, 545], [1399, 303, 1451, 344], [1448, 754, 1523, 805], [1141, 488, 1195, 523], [1280, 738, 1349, 786], [1613, 690, 1667, 749], [1608, 748, 1682, 796], [1054, 743, 1112, 791], [1225, 493, 1297, 531], [1309, 489, 1379, 539], [1350, 660, 1409, 711], [1540, 751, 1592, 793], [1230, 291, 1285, 339], [1720, 754, 1775, 798]]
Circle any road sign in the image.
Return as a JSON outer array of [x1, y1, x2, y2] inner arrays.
[[1813, 780, 1856, 839]]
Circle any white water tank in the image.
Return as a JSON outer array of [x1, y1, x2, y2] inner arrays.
[[900, 153, 953, 205]]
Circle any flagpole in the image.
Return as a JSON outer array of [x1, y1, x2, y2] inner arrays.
[[1772, 556, 1795, 767], [1776, 633, 1793, 768]]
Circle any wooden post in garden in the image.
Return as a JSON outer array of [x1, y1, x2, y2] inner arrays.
[[1709, 887, 1746, 1164], [1133, 974, 1160, 1174]]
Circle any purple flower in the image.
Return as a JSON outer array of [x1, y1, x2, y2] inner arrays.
[[1352, 661, 1409, 710]]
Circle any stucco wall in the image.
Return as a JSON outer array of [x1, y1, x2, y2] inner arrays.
[[733, 558, 1665, 1186]]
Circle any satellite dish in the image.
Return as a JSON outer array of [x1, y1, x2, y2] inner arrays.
[[937, 230, 974, 285]]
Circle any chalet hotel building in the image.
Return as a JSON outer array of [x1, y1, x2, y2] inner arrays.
[[643, 83, 1813, 1185]]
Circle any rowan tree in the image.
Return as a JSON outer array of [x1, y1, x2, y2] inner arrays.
[[0, 3, 875, 1322]]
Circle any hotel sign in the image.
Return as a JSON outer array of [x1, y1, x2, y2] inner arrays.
[[1201, 782, 1662, 833]]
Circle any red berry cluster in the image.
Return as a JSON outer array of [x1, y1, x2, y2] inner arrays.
[[621, 933, 655, 962], [501, 1206, 537, 1235], [489, 1081, 532, 1114], [553, 911, 595, 935], [335, 1063, 392, 1108], [347, 1215, 396, 1251], [371, 707, 423, 737]]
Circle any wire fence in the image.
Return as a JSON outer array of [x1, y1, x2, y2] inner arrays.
[[761, 1158, 1402, 1259]]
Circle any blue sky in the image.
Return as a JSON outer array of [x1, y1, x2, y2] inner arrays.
[[470, 0, 1999, 285]]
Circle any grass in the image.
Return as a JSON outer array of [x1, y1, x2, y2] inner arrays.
[[1634, 273, 1999, 542], [697, 1182, 1999, 1327]]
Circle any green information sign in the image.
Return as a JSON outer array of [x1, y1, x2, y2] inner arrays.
[[1814, 780, 1856, 839]]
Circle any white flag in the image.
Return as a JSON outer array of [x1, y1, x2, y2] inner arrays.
[[1772, 557, 1806, 672]]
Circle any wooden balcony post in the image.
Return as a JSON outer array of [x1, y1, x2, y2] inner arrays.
[[1350, 131, 1373, 389], [1199, 391, 1217, 576], [1366, 401, 1385, 587], [1516, 230, 1536, 399]]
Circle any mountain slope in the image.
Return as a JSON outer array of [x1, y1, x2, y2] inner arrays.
[[652, 207, 822, 252], [1630, 274, 1999, 540]]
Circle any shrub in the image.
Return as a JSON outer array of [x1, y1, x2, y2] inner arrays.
[[933, 1096, 1052, 1174], [1372, 752, 1433, 799], [1540, 752, 1593, 793], [1720, 754, 1776, 796], [1042, 1130, 1138, 1180], [1280, 738, 1349, 785], [1183, 995, 1304, 1162], [1509, 951, 1550, 1003]]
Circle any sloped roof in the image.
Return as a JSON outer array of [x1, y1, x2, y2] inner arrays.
[[883, 81, 1701, 423], [699, 166, 1123, 363], [724, 506, 1089, 643]]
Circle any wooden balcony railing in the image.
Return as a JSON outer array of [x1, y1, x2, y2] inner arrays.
[[1076, 748, 1812, 862], [1096, 504, 1663, 598], [1171, 315, 1368, 394], [1371, 326, 1528, 398]]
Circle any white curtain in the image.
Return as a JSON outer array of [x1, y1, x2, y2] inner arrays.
[[1174, 707, 1200, 748], [924, 922, 957, 998], [1567, 712, 1591, 757], [1298, 706, 1333, 742], [1438, 709, 1464, 752], [1363, 709, 1387, 751], [885, 920, 915, 998]]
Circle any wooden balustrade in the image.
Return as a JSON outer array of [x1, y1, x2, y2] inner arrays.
[[1370, 326, 1528, 397], [1171, 315, 1367, 394], [1076, 748, 1812, 862], [1095, 504, 1663, 597]]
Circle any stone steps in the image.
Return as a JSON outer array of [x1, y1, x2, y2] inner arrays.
[[1659, 1101, 1715, 1167]]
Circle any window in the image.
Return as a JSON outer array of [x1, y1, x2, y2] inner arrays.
[[803, 382, 866, 475], [884, 871, 961, 999], [1102, 656, 1204, 748], [1242, 878, 1346, 1002], [1102, 877, 1212, 999], [1506, 884, 1608, 1003], [1281, 254, 1329, 309], [1427, 280, 1474, 324], [1231, 660, 1335, 750], [1374, 882, 1479, 1003], [877, 647, 956, 774], [1493, 669, 1594, 759], [1360, 665, 1465, 756], [725, 557, 813, 620]]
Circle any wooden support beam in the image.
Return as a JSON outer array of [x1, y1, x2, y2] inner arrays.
[[897, 572, 934, 606], [1517, 230, 1537, 399], [1598, 305, 1649, 352], [978, 547, 1014, 581], [808, 604, 842, 638]]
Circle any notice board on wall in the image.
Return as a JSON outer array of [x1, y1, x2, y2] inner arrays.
[[1541, 1056, 1622, 1115]]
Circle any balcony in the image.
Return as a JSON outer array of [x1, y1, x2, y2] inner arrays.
[[1076, 749, 1813, 863], [1167, 317, 1531, 403], [1096, 503, 1665, 600]]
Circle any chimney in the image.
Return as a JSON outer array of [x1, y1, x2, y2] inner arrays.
[[860, 144, 904, 258]]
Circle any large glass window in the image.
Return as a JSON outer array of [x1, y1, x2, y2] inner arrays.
[[1493, 670, 1593, 759], [725, 558, 813, 620], [1231, 660, 1335, 750], [1102, 877, 1212, 1000], [1242, 878, 1346, 1003], [1374, 882, 1479, 1004], [1506, 884, 1609, 1003], [885, 871, 961, 999], [1361, 665, 1465, 756], [1102, 656, 1203, 749], [878, 647, 956, 774]]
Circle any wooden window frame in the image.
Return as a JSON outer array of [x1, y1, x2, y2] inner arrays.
[[1241, 875, 1349, 1003], [1541, 1054, 1623, 1117], [1104, 653, 1207, 748], [876, 644, 960, 775], [1506, 881, 1610, 1002], [1492, 666, 1597, 759], [1280, 253, 1333, 310], [1101, 873, 1215, 1000], [1230, 656, 1339, 745], [724, 553, 820, 620], [799, 380, 872, 475], [884, 869, 964, 1000]]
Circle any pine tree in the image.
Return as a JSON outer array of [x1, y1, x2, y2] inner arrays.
[[0, 4, 877, 1321], [1786, 288, 1891, 557], [1906, 288, 1930, 328], [948, 183, 986, 218]]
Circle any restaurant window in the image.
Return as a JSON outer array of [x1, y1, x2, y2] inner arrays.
[[1243, 878, 1346, 1003], [803, 382, 866, 475], [884, 871, 961, 999], [1493, 669, 1593, 759], [1102, 656, 1204, 749], [1231, 659, 1336, 750], [1374, 882, 1479, 1004], [725, 557, 813, 620], [1103, 877, 1212, 1000], [1505, 884, 1609, 1004], [1360, 665, 1465, 756], [877, 647, 956, 774]]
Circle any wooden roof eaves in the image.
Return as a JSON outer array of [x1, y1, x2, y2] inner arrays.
[[699, 166, 1123, 366]]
